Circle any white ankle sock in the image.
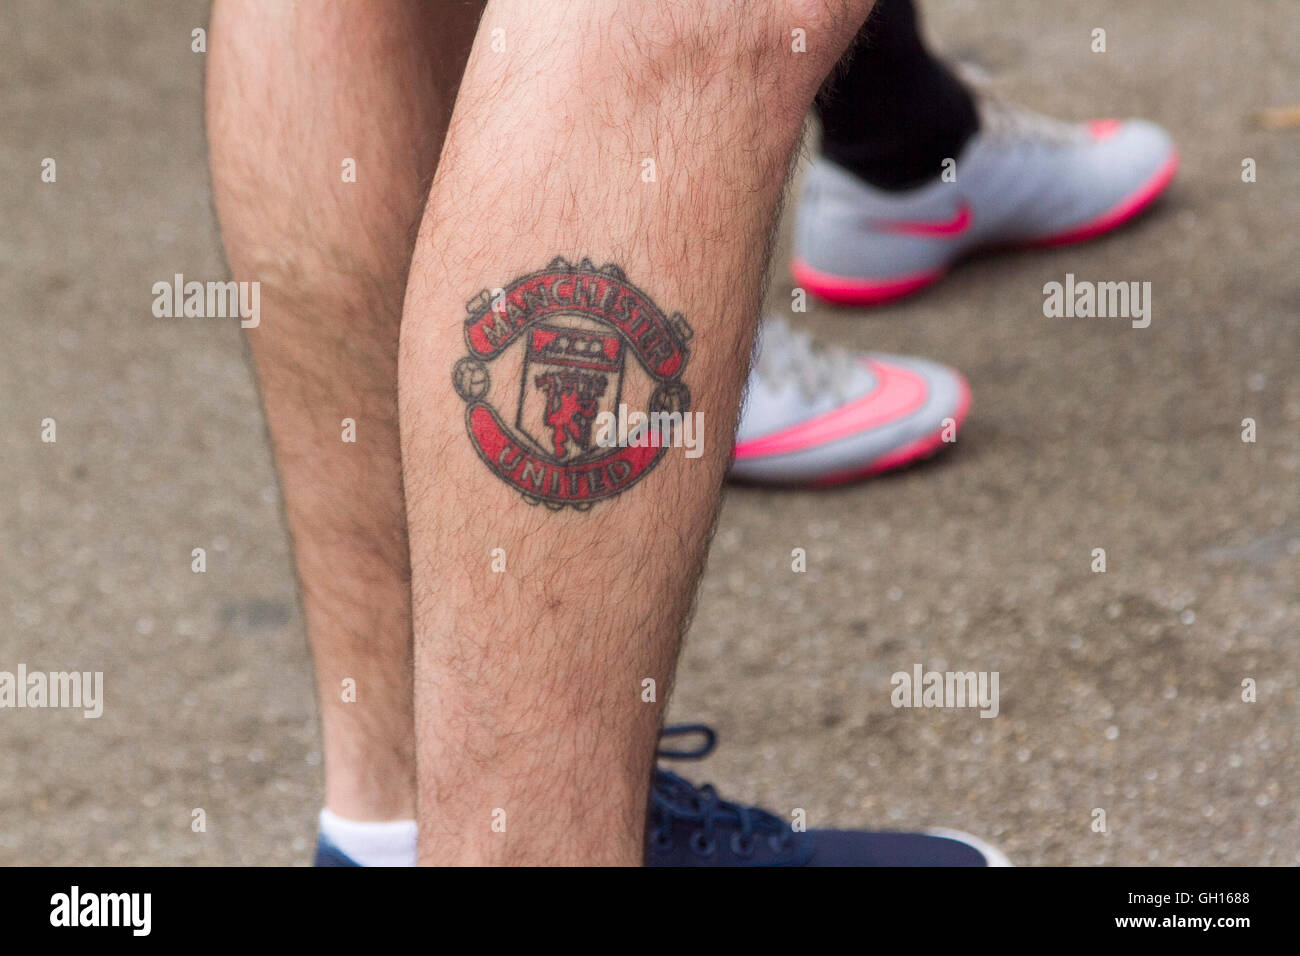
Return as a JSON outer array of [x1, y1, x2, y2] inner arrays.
[[319, 809, 417, 867]]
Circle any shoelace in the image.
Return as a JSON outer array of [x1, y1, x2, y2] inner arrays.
[[753, 315, 859, 405], [649, 724, 795, 858], [978, 96, 1085, 147], [949, 61, 1085, 148]]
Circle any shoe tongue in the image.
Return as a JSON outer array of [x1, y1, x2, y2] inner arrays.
[[651, 769, 783, 833], [979, 98, 1083, 146], [755, 316, 862, 401]]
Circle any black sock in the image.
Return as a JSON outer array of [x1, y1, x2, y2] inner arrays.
[[815, 0, 979, 191]]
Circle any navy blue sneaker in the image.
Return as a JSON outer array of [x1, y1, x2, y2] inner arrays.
[[312, 723, 1010, 867], [645, 724, 1010, 867]]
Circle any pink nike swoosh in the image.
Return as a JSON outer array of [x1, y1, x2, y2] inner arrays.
[[873, 201, 972, 238], [733, 359, 929, 460]]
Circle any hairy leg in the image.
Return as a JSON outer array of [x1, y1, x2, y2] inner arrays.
[[206, 0, 483, 820], [401, 0, 872, 865]]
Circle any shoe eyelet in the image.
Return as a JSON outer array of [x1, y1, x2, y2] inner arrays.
[[730, 832, 756, 858], [650, 828, 673, 852], [689, 830, 717, 857], [768, 833, 793, 854]]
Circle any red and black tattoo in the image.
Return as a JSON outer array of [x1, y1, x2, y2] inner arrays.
[[452, 257, 692, 511]]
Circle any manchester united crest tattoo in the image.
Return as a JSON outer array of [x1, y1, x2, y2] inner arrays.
[[452, 257, 693, 511]]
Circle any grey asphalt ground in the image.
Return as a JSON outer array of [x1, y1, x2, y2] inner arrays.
[[2, 1, 1296, 866]]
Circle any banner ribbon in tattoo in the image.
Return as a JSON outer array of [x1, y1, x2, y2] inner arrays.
[[463, 258, 690, 380], [452, 258, 693, 511]]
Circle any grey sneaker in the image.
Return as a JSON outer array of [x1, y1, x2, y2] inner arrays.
[[732, 316, 969, 485], [792, 102, 1178, 306]]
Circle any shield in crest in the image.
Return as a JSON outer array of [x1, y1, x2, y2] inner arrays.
[[516, 323, 624, 460]]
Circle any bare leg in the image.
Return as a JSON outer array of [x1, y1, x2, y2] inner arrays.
[[400, 0, 872, 865], [206, 0, 483, 821]]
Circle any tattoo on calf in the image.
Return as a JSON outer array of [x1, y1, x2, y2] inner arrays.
[[452, 257, 693, 512]]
